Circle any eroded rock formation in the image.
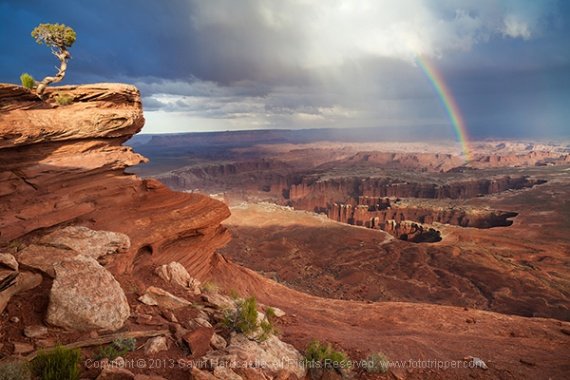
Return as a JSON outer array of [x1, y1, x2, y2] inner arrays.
[[0, 83, 230, 276]]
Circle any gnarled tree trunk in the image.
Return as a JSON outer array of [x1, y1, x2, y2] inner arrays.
[[36, 49, 70, 98]]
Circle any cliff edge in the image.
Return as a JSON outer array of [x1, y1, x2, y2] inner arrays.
[[0, 83, 230, 275]]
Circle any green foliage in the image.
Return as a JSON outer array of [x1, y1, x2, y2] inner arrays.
[[304, 340, 349, 370], [201, 280, 219, 293], [95, 338, 136, 360], [0, 361, 31, 380], [224, 296, 258, 335], [258, 319, 275, 342], [223, 296, 275, 341], [228, 288, 240, 300], [363, 352, 389, 374], [265, 306, 277, 320], [54, 93, 73, 106], [31, 23, 76, 50], [31, 346, 80, 380], [20, 73, 35, 89]]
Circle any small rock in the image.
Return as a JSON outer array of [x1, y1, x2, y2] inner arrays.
[[0, 272, 42, 314], [154, 262, 194, 288], [10, 316, 20, 323], [196, 309, 210, 320], [24, 325, 48, 338], [0, 253, 18, 271], [184, 326, 214, 357], [13, 342, 34, 355], [201, 293, 235, 310], [213, 366, 242, 380], [138, 286, 191, 309], [36, 338, 56, 348], [269, 307, 286, 318], [138, 294, 158, 306], [144, 336, 169, 355], [90, 331, 99, 338], [210, 333, 227, 350], [190, 368, 218, 380], [161, 310, 178, 323], [134, 375, 168, 380], [464, 356, 488, 370], [519, 358, 536, 366], [96, 366, 135, 380], [194, 317, 213, 328], [112, 357, 126, 368]]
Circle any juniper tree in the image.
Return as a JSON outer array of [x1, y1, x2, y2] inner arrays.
[[31, 23, 76, 97]]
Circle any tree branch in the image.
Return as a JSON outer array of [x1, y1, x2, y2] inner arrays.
[[24, 329, 170, 361]]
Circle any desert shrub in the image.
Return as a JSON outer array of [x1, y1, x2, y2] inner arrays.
[[228, 288, 240, 300], [304, 340, 349, 370], [0, 361, 31, 380], [223, 296, 275, 341], [95, 338, 136, 360], [258, 319, 275, 341], [54, 93, 73, 106], [363, 352, 389, 374], [224, 296, 258, 335], [265, 306, 277, 320], [31, 346, 80, 380], [201, 280, 219, 293], [20, 73, 35, 89]]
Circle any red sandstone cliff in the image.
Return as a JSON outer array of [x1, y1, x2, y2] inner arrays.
[[0, 83, 230, 276]]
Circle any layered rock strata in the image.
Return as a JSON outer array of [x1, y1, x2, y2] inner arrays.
[[0, 83, 230, 276]]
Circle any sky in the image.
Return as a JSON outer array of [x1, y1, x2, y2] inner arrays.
[[1, 0, 569, 139]]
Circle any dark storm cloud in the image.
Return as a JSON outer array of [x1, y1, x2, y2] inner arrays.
[[1, 0, 568, 137]]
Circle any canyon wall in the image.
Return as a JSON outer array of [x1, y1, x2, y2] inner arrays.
[[0, 84, 230, 276]]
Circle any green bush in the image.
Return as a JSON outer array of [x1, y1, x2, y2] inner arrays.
[[31, 346, 80, 380], [20, 73, 35, 89], [54, 93, 73, 106], [224, 296, 258, 336], [95, 338, 136, 360], [223, 296, 275, 341], [363, 352, 389, 374], [0, 361, 31, 380], [304, 340, 349, 370]]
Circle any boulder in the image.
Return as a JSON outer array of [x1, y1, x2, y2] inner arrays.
[[143, 336, 169, 355], [138, 286, 191, 309], [203, 334, 306, 379], [16, 245, 77, 278], [46, 256, 130, 331], [40, 226, 130, 259], [184, 326, 214, 358]]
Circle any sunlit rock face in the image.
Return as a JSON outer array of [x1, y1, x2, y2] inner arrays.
[[0, 83, 230, 276]]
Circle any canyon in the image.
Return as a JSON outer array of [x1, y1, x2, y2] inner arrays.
[[0, 83, 569, 379]]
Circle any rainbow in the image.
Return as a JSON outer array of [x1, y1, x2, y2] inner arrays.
[[416, 55, 472, 161]]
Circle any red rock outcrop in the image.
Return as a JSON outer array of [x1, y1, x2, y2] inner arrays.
[[0, 83, 230, 276]]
